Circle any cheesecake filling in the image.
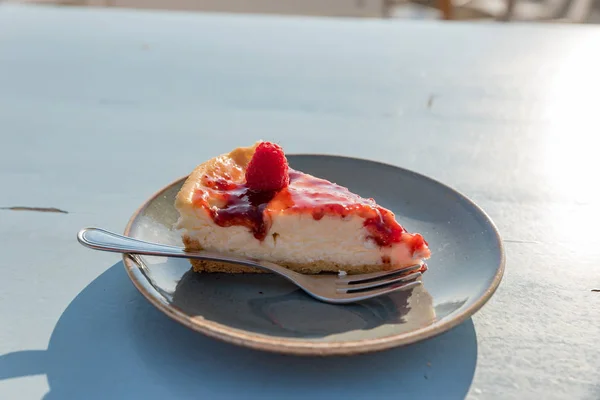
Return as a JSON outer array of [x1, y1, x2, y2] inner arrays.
[[177, 212, 424, 267]]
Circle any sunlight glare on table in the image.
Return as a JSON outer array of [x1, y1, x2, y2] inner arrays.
[[540, 36, 600, 247]]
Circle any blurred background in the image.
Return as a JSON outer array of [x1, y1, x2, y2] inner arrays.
[[10, 0, 600, 23]]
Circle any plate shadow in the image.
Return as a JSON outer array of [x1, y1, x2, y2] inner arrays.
[[0, 262, 478, 399]]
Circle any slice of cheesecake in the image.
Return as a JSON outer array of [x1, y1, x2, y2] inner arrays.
[[174, 141, 430, 274]]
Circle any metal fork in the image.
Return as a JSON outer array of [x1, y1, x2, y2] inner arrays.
[[77, 227, 423, 304]]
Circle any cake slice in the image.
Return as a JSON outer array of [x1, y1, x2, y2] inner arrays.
[[174, 141, 430, 274]]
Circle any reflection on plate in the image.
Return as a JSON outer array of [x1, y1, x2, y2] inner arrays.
[[123, 155, 504, 355], [172, 270, 436, 341]]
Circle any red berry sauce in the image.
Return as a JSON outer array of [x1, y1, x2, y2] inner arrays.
[[194, 175, 278, 240], [193, 169, 427, 252]]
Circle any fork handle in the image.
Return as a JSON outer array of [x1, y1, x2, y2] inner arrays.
[[77, 227, 299, 277], [78, 227, 188, 256]]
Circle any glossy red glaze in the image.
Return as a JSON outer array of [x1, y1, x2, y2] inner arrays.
[[193, 169, 422, 250], [194, 176, 277, 240]]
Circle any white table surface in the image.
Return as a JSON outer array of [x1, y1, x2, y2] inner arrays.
[[0, 3, 599, 399]]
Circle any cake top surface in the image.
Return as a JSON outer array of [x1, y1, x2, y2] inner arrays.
[[177, 142, 418, 248]]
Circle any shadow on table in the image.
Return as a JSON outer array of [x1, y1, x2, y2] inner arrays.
[[0, 262, 478, 400]]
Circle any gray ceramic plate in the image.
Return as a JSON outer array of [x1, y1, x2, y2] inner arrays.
[[123, 155, 504, 356]]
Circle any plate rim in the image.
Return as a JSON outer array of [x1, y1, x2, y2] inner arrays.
[[122, 154, 505, 356]]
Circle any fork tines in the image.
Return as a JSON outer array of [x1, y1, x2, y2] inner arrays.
[[336, 264, 423, 293]]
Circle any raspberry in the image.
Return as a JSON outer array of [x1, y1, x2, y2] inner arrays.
[[245, 142, 290, 191]]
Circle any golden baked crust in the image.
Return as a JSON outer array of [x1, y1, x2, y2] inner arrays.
[[175, 143, 258, 215], [183, 236, 391, 275]]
